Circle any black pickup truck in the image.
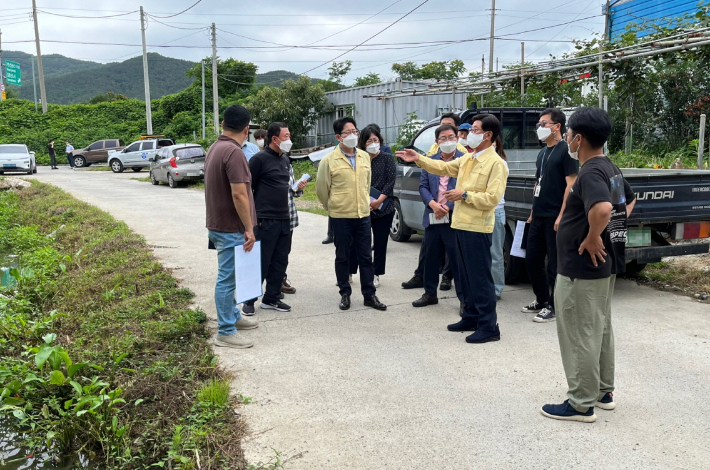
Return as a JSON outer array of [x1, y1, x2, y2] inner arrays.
[[391, 107, 710, 283]]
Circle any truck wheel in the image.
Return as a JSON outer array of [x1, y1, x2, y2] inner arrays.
[[131, 167, 142, 172], [626, 260, 647, 274], [110, 160, 124, 173], [390, 199, 412, 242], [73, 156, 86, 168], [504, 227, 524, 284]]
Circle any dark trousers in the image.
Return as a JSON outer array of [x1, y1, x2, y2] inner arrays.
[[525, 216, 557, 309], [255, 219, 291, 304], [414, 231, 453, 279], [332, 217, 375, 298], [349, 212, 395, 276], [456, 230, 499, 333], [66, 152, 74, 167], [422, 224, 463, 301], [49, 153, 57, 168], [327, 217, 334, 238]]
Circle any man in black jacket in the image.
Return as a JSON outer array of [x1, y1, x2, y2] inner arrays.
[[243, 122, 294, 313]]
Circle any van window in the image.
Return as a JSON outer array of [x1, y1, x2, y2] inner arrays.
[[107, 140, 119, 148], [141, 141, 155, 151], [88, 141, 103, 150], [125, 142, 141, 152]]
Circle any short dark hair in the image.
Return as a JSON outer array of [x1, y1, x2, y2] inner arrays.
[[358, 125, 384, 151], [333, 116, 357, 135], [540, 108, 566, 133], [435, 124, 458, 140], [440, 112, 460, 126], [267, 122, 288, 145], [472, 113, 507, 160], [567, 107, 612, 149], [253, 129, 267, 140], [223, 105, 251, 133]]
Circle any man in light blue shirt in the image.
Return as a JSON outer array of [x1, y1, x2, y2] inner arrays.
[[242, 132, 260, 161]]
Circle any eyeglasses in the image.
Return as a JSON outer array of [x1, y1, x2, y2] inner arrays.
[[340, 129, 359, 136], [437, 136, 458, 143], [536, 121, 558, 129]]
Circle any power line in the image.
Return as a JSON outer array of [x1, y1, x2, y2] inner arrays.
[[149, 0, 204, 19], [36, 9, 138, 19]]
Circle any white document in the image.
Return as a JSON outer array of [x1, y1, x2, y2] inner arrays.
[[511, 220, 527, 258], [292, 173, 310, 191], [234, 241, 263, 304], [429, 213, 450, 225]]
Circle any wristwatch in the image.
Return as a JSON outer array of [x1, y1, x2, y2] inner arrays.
[[461, 191, 468, 201]]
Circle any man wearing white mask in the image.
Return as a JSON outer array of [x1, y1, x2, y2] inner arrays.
[[316, 117, 387, 312], [522, 108, 578, 323], [253, 129, 267, 151], [243, 122, 294, 313]]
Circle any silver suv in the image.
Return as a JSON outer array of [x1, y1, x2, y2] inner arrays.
[[108, 138, 174, 173]]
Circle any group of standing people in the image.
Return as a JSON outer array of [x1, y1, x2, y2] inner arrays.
[[45, 140, 76, 169], [203, 103, 636, 424]]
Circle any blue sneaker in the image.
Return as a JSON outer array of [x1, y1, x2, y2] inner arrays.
[[541, 400, 596, 423], [596, 392, 616, 410]]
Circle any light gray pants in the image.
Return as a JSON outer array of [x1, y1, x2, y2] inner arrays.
[[555, 274, 616, 412]]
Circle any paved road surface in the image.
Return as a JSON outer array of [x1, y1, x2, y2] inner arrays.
[[28, 167, 710, 469]]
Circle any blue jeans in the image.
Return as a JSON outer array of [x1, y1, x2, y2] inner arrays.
[[491, 206, 506, 297], [208, 230, 244, 336]]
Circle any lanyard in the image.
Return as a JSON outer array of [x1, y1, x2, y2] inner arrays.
[[539, 140, 561, 178]]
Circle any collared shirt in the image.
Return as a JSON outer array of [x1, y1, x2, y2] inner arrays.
[[341, 146, 356, 170], [242, 141, 260, 161], [436, 154, 455, 206], [66, 144, 74, 153], [288, 164, 303, 231]]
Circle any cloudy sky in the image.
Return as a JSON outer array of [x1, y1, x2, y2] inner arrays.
[[2, 0, 606, 82]]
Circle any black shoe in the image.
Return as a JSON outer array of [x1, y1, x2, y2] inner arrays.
[[260, 300, 291, 312], [278, 292, 285, 300], [364, 295, 387, 311], [401, 275, 423, 289], [439, 276, 452, 291], [322, 236, 334, 244], [447, 318, 478, 332], [339, 294, 351, 310], [465, 329, 501, 343], [242, 301, 256, 316], [412, 294, 438, 308]]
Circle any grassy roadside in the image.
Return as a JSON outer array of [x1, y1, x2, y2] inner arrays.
[[629, 256, 710, 301], [0, 181, 249, 469]]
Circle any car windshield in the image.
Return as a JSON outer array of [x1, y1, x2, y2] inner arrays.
[[0, 145, 27, 154], [174, 147, 205, 159]]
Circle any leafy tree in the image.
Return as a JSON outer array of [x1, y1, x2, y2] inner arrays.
[[353, 73, 381, 87], [186, 57, 258, 99], [88, 92, 129, 104], [244, 77, 331, 147], [328, 60, 352, 85], [391, 60, 466, 81]]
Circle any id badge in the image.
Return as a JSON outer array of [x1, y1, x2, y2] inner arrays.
[[534, 177, 541, 197]]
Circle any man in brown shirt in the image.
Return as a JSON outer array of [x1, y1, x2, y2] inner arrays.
[[205, 105, 259, 349]]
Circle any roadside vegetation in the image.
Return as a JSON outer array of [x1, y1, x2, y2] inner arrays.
[[630, 257, 710, 300], [0, 181, 248, 469]]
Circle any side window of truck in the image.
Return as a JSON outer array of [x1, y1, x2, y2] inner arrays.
[[412, 126, 437, 155]]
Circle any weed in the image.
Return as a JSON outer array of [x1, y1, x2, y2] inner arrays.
[[197, 379, 230, 408]]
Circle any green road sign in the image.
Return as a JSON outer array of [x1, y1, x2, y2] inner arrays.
[[5, 60, 22, 86]]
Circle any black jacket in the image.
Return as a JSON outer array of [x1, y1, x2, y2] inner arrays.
[[248, 147, 290, 220]]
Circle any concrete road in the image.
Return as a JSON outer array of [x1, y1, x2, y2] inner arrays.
[[29, 167, 710, 469]]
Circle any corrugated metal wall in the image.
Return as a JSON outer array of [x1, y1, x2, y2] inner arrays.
[[311, 80, 470, 147], [608, 0, 700, 41]]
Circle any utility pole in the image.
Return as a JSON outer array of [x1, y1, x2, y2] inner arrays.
[[32, 56, 38, 111], [520, 42, 525, 106], [201, 59, 206, 139], [0, 28, 3, 100], [481, 55, 485, 108], [598, 40, 604, 109], [488, 0, 496, 73], [211, 23, 219, 135], [32, 0, 48, 113], [140, 7, 153, 135]]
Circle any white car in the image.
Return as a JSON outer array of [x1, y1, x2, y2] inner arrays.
[[108, 138, 174, 173], [0, 144, 37, 175]]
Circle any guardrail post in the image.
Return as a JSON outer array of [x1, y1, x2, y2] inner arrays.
[[699, 114, 707, 170]]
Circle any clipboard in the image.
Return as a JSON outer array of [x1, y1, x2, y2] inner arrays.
[[370, 187, 391, 212]]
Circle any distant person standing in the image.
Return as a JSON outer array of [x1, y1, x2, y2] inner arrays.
[[457, 123, 474, 152], [522, 108, 579, 323], [48, 140, 57, 169], [204, 104, 259, 349], [541, 107, 636, 422], [242, 131, 260, 161], [254, 129, 267, 151], [65, 141, 75, 169]]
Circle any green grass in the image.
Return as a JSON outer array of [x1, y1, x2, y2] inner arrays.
[[131, 176, 151, 182], [633, 261, 710, 295], [291, 160, 327, 216], [84, 165, 112, 171], [0, 181, 246, 469]]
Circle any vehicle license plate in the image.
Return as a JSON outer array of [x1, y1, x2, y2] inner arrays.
[[3, 164, 16, 168]]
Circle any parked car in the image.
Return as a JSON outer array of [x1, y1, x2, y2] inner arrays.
[[108, 138, 174, 173], [71, 139, 124, 167], [149, 144, 206, 188], [0, 144, 37, 175]]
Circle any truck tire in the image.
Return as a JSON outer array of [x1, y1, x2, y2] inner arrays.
[[390, 199, 412, 242], [504, 227, 525, 284], [110, 160, 124, 173], [625, 260, 647, 274]]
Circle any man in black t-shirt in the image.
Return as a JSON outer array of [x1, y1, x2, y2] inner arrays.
[[522, 108, 579, 323], [540, 107, 636, 423]]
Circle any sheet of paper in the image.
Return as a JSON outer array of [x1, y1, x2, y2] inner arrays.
[[234, 241, 262, 304], [429, 213, 450, 225], [511, 220, 527, 258], [292, 173, 310, 191]]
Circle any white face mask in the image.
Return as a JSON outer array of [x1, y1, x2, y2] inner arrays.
[[279, 139, 293, 153], [567, 136, 580, 160], [537, 126, 552, 141], [439, 141, 457, 154], [256, 139, 264, 148], [467, 132, 484, 149], [458, 138, 468, 147], [366, 142, 380, 154], [342, 133, 358, 148]]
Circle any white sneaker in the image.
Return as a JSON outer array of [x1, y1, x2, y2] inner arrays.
[[373, 275, 379, 287], [235, 317, 258, 330], [214, 333, 253, 349]]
